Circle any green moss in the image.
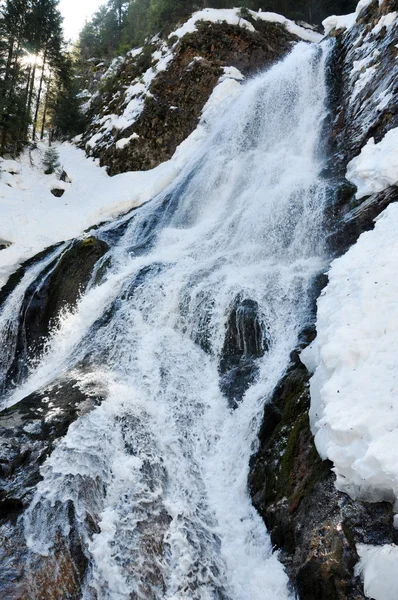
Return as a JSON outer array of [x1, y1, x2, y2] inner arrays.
[[253, 364, 330, 513], [80, 236, 97, 247]]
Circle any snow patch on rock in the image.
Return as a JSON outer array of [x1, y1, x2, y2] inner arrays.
[[170, 8, 322, 43], [346, 127, 398, 198]]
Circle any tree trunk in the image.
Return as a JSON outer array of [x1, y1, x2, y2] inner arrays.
[[40, 76, 52, 140], [32, 48, 48, 140], [24, 62, 37, 141]]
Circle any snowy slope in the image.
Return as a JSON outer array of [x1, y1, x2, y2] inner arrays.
[[0, 73, 242, 289]]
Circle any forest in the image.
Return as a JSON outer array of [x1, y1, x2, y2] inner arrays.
[[0, 0, 83, 156], [79, 0, 357, 58]]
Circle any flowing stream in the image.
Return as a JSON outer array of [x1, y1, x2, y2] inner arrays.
[[0, 41, 331, 599]]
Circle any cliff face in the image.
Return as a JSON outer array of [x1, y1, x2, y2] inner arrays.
[[249, 2, 398, 598], [80, 9, 319, 175]]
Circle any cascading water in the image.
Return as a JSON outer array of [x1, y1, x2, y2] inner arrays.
[[0, 41, 331, 599]]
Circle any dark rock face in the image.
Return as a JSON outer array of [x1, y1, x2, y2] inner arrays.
[[219, 297, 268, 407], [2, 236, 109, 392], [51, 188, 65, 197], [324, 0, 398, 256], [249, 353, 398, 600], [82, 19, 299, 175]]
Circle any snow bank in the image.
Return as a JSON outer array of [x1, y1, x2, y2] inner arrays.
[[356, 544, 398, 600], [323, 13, 356, 36], [302, 201, 398, 506], [0, 69, 244, 289], [346, 127, 398, 199], [170, 8, 321, 43]]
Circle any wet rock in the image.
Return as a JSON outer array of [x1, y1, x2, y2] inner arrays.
[[0, 374, 104, 599], [249, 351, 397, 599], [2, 236, 109, 391], [219, 296, 268, 407]]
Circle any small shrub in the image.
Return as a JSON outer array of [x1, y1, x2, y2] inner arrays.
[[42, 147, 61, 175]]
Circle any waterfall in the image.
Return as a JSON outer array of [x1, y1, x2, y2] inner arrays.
[[0, 41, 331, 599]]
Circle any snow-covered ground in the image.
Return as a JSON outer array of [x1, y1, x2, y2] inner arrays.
[[0, 72, 243, 290]]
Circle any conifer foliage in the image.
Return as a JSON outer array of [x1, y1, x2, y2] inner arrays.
[[79, 0, 358, 58], [0, 0, 83, 156]]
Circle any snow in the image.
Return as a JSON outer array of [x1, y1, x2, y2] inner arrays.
[[0, 69, 244, 289], [250, 10, 322, 42], [323, 0, 397, 35], [170, 8, 322, 43], [346, 126, 398, 199], [351, 65, 378, 101], [221, 66, 245, 81], [372, 11, 398, 35], [0, 159, 22, 175], [116, 133, 139, 150], [356, 0, 373, 15], [301, 201, 398, 507], [356, 544, 398, 600], [170, 9, 256, 38], [323, 13, 356, 36], [85, 43, 173, 150]]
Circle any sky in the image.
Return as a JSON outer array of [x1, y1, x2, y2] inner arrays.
[[59, 0, 104, 41]]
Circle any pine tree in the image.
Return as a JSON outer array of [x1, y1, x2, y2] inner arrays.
[[42, 146, 60, 173], [0, 0, 65, 155]]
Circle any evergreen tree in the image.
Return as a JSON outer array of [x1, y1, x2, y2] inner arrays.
[[51, 56, 88, 139], [42, 145, 60, 173], [78, 0, 358, 59], [0, 0, 65, 155]]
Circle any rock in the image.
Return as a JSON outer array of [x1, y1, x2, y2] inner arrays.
[[249, 351, 397, 599], [0, 374, 104, 599], [219, 296, 268, 407], [51, 188, 65, 197], [0, 239, 11, 251], [324, 0, 398, 256], [59, 170, 71, 183], [2, 236, 109, 392]]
